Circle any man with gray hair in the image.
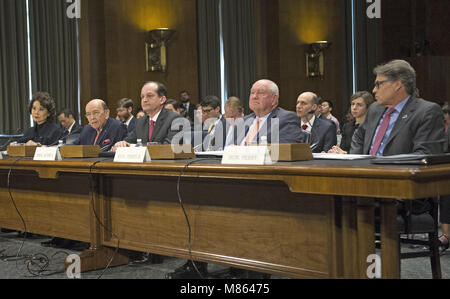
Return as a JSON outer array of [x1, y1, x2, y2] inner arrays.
[[349, 59, 445, 156], [227, 79, 307, 146]]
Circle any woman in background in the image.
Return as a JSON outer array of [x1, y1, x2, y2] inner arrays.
[[14, 92, 63, 146], [339, 91, 374, 152]]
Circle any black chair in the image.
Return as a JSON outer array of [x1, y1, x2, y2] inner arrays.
[[376, 198, 442, 279]]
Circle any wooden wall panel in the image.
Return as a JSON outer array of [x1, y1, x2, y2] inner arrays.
[[261, 0, 346, 121], [79, 0, 198, 122]]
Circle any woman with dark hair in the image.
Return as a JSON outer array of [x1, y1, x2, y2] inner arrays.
[[14, 92, 63, 146], [339, 91, 375, 152]]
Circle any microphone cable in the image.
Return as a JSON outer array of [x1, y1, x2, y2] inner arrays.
[[176, 157, 219, 279], [88, 158, 121, 279]]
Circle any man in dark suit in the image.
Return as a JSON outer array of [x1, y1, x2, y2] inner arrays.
[[227, 79, 307, 147], [57, 109, 82, 136], [329, 59, 445, 223], [349, 60, 445, 156], [179, 90, 196, 122], [296, 91, 337, 153], [74, 99, 127, 152], [113, 81, 181, 149], [116, 98, 137, 133]]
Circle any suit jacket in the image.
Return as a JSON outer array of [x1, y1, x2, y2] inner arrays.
[[350, 97, 446, 156], [231, 107, 307, 145], [126, 116, 137, 133], [310, 117, 337, 153], [125, 108, 181, 144], [74, 118, 127, 151], [18, 122, 63, 146], [69, 121, 83, 135], [204, 116, 229, 151], [340, 120, 358, 153]]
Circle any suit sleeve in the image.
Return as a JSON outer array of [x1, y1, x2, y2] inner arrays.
[[412, 103, 446, 154], [322, 124, 338, 153], [349, 121, 366, 154], [278, 113, 308, 144]]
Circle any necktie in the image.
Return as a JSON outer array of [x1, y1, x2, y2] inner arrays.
[[370, 108, 395, 156], [245, 118, 261, 145], [148, 120, 155, 142], [64, 130, 69, 136], [302, 124, 308, 131], [93, 129, 101, 145]]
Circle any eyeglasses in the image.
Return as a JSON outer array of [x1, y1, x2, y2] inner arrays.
[[202, 108, 213, 114], [374, 80, 390, 89], [85, 110, 102, 118]]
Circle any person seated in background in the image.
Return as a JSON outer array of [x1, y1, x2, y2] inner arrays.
[[296, 91, 337, 153], [136, 107, 146, 119], [164, 99, 181, 115], [116, 98, 137, 133], [74, 99, 127, 152], [320, 99, 341, 136], [339, 91, 374, 152], [224, 96, 244, 122], [179, 90, 196, 122], [13, 92, 63, 146], [198, 95, 225, 151], [113, 81, 181, 150], [57, 108, 82, 139]]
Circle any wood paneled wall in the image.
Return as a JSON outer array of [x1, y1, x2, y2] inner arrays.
[[79, 0, 198, 122], [256, 0, 347, 121]]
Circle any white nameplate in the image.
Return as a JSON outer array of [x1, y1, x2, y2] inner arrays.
[[114, 147, 151, 163], [34, 147, 62, 161], [0, 152, 3, 160], [222, 146, 272, 165]]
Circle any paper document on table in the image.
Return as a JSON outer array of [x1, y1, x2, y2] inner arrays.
[[195, 151, 224, 157], [313, 153, 374, 160]]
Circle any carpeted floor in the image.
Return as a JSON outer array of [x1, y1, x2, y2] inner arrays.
[[0, 231, 448, 279]]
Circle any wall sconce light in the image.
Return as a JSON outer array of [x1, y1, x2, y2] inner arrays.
[[146, 28, 176, 72], [306, 41, 331, 78]]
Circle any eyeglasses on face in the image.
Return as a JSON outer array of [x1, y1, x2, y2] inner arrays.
[[374, 80, 390, 89]]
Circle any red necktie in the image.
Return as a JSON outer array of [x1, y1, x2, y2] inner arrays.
[[93, 129, 101, 145], [370, 108, 395, 156], [302, 124, 308, 131], [65, 130, 69, 136], [148, 120, 155, 142]]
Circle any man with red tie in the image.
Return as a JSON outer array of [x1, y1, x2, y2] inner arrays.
[[57, 109, 82, 137], [296, 91, 337, 153], [113, 81, 181, 150], [74, 99, 127, 152], [330, 60, 445, 156]]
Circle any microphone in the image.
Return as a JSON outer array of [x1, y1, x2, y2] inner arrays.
[[308, 109, 316, 115], [0, 128, 24, 151]]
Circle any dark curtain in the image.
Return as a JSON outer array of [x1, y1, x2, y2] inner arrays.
[[0, 0, 30, 134], [352, 0, 382, 93], [197, 0, 222, 102], [221, 0, 256, 114], [29, 0, 79, 121]]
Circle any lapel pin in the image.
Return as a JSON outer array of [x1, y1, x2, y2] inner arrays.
[[402, 115, 408, 120]]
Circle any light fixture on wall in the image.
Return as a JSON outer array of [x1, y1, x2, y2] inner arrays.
[[306, 41, 331, 78], [146, 28, 176, 72]]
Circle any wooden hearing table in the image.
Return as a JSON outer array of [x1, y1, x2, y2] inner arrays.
[[0, 157, 449, 279]]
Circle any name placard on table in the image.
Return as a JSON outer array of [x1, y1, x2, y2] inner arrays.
[[222, 146, 272, 165], [34, 147, 62, 161], [114, 147, 151, 163]]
